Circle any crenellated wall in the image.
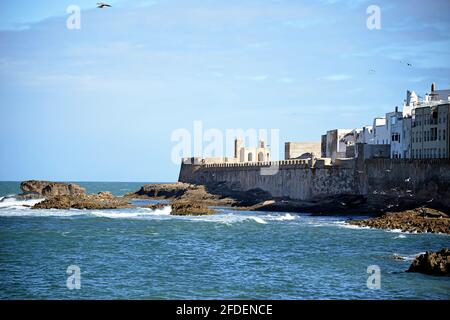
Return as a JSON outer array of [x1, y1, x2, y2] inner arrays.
[[179, 158, 450, 206], [179, 159, 359, 200]]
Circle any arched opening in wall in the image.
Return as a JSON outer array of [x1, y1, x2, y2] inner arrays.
[[248, 152, 253, 162], [266, 153, 270, 161], [258, 152, 264, 162]]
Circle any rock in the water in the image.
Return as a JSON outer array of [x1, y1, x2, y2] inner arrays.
[[126, 182, 235, 206], [33, 193, 131, 210], [20, 180, 86, 197], [170, 200, 215, 216], [407, 248, 450, 276], [144, 203, 168, 210], [347, 208, 450, 234]]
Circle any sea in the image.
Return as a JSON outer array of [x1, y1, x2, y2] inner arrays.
[[0, 181, 448, 300]]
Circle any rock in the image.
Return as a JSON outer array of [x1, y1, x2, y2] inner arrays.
[[127, 183, 192, 199], [126, 183, 235, 206], [143, 203, 168, 210], [170, 200, 216, 216], [33, 194, 132, 210], [97, 191, 114, 199], [20, 180, 86, 197], [15, 192, 44, 200], [347, 208, 450, 234], [392, 255, 406, 261], [407, 248, 450, 276]]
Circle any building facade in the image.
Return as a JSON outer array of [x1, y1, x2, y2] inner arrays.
[[235, 138, 271, 162], [411, 103, 450, 159], [285, 142, 321, 160]]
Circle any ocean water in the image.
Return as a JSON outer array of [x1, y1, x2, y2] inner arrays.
[[0, 181, 449, 300]]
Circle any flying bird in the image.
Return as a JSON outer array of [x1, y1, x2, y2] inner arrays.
[[97, 2, 112, 8]]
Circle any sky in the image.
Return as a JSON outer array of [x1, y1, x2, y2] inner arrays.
[[0, 0, 449, 182]]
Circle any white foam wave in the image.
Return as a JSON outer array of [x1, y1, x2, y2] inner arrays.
[[91, 206, 172, 219], [0, 209, 84, 217], [0, 197, 45, 209], [393, 252, 425, 261], [250, 216, 267, 224], [264, 213, 296, 221], [394, 234, 407, 239]]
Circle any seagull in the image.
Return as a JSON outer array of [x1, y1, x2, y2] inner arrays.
[[369, 69, 376, 74], [405, 177, 411, 182], [97, 2, 112, 8], [427, 198, 434, 203], [385, 169, 391, 173]]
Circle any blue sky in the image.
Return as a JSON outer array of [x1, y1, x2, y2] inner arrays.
[[1, 0, 449, 182]]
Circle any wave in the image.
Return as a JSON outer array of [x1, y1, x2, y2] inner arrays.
[[0, 196, 44, 209], [392, 252, 425, 261], [91, 206, 172, 219], [169, 212, 298, 225]]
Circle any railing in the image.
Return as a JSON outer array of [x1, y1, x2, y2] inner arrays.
[[202, 159, 312, 168]]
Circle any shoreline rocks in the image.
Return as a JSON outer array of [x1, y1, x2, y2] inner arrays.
[[407, 248, 450, 276], [33, 192, 132, 210], [21, 181, 132, 210], [20, 180, 86, 197], [170, 199, 216, 216], [126, 183, 236, 206], [347, 208, 450, 234]]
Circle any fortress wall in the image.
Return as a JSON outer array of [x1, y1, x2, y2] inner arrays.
[[179, 162, 359, 200], [179, 158, 450, 204], [364, 159, 450, 208]]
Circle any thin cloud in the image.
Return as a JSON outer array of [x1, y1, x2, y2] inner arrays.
[[235, 75, 268, 81], [320, 74, 353, 81]]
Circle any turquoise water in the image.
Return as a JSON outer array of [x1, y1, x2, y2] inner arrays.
[[0, 182, 449, 300]]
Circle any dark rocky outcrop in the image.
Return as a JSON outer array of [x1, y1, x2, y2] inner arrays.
[[407, 248, 450, 276], [237, 194, 368, 214], [347, 208, 450, 234], [126, 183, 237, 206], [33, 192, 132, 210], [143, 203, 168, 210], [20, 180, 86, 197], [170, 199, 215, 216]]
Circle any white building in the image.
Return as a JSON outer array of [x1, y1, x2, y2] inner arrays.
[[235, 138, 270, 162], [372, 117, 389, 145], [321, 129, 353, 162], [387, 107, 404, 158]]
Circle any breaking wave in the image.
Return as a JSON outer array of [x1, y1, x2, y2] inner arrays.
[[0, 196, 44, 210]]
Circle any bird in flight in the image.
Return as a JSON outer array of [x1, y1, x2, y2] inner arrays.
[[97, 2, 112, 8]]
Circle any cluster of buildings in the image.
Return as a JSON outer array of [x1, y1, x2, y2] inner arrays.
[[318, 83, 450, 162], [189, 82, 449, 166]]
